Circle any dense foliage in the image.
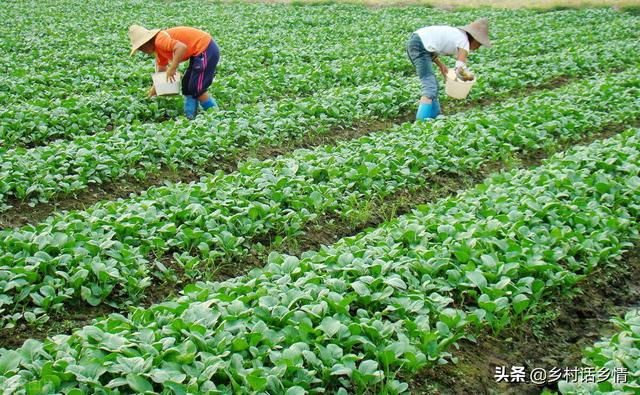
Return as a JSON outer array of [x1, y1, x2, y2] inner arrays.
[[0, 3, 638, 209], [1, 70, 637, 327], [2, 129, 639, 393], [1, 1, 639, 393]]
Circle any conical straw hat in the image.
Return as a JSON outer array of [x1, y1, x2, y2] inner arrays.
[[128, 25, 160, 56], [459, 18, 492, 48]]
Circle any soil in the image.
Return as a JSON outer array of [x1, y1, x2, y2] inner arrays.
[[0, 304, 117, 350], [409, 246, 640, 395]]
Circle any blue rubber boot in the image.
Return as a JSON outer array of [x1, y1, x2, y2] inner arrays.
[[416, 102, 433, 121], [184, 96, 198, 120], [431, 98, 441, 118], [200, 97, 218, 111]]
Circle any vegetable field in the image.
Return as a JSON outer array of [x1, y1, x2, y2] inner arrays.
[[1, 0, 639, 394]]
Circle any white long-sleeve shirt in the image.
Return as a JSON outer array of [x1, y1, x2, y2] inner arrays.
[[415, 26, 469, 57]]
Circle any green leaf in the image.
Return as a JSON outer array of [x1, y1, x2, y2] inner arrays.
[[384, 277, 406, 290], [285, 386, 306, 395], [126, 373, 153, 393], [232, 337, 249, 352], [351, 281, 370, 296], [320, 317, 342, 338], [150, 368, 187, 384], [39, 285, 56, 297], [437, 224, 455, 236], [337, 253, 354, 266], [358, 360, 378, 375], [512, 294, 530, 314], [0, 350, 21, 374], [494, 297, 510, 312], [246, 371, 268, 391], [308, 191, 323, 209], [480, 254, 497, 268], [466, 271, 487, 289], [330, 364, 352, 376], [248, 206, 262, 220], [454, 247, 471, 263], [80, 286, 102, 306], [478, 294, 496, 313], [24, 380, 44, 395]]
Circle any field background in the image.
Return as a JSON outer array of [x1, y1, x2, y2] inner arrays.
[[0, 0, 639, 393], [233, 0, 640, 9]]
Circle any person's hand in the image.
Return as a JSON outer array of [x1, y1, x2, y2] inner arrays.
[[439, 63, 448, 78], [166, 65, 177, 83], [148, 85, 157, 97], [455, 66, 475, 81]]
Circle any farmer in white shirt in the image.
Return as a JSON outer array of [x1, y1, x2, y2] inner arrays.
[[407, 18, 491, 121]]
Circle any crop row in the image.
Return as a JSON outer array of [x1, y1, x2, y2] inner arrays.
[[1, 69, 638, 327], [1, 128, 639, 393], [0, 52, 406, 147], [558, 310, 640, 395], [1, 37, 638, 211], [1, 5, 623, 101], [1, 5, 635, 146], [1, 0, 447, 145]]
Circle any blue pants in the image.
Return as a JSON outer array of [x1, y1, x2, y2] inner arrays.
[[406, 33, 438, 100], [182, 39, 220, 98]]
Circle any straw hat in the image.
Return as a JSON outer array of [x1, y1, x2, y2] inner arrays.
[[128, 25, 160, 56], [459, 18, 492, 48]]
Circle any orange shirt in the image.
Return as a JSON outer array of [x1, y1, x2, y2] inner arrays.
[[154, 27, 212, 67]]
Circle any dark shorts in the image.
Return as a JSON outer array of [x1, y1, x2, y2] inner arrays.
[[182, 39, 220, 98]]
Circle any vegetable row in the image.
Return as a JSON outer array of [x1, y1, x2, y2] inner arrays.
[[1, 69, 638, 327], [1, 4, 636, 146], [1, 37, 638, 211], [1, 128, 639, 393]]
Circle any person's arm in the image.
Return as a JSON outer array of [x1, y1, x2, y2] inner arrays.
[[166, 41, 188, 82], [455, 48, 475, 81], [455, 48, 469, 69], [433, 56, 448, 77], [155, 59, 167, 73]]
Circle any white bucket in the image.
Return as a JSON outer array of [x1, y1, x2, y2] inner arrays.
[[445, 70, 476, 99], [152, 72, 182, 96]]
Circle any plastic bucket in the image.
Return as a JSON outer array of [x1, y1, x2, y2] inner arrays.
[[445, 70, 475, 99], [152, 72, 181, 96]]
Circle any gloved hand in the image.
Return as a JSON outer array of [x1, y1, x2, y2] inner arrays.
[[455, 61, 475, 81]]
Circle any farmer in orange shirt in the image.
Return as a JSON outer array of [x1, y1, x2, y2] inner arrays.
[[128, 25, 220, 119]]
